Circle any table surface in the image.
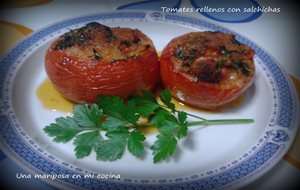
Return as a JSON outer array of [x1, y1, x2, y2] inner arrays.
[[0, 0, 299, 189]]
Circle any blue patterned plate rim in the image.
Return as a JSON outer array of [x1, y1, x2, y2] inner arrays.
[[0, 11, 299, 190]]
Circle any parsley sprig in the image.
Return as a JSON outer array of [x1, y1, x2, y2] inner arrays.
[[44, 89, 254, 163]]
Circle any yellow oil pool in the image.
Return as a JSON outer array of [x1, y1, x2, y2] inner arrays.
[[36, 78, 74, 113]]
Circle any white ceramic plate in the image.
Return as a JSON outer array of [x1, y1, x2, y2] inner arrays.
[[0, 11, 299, 190]]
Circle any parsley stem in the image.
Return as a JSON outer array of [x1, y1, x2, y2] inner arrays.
[[181, 112, 207, 121], [160, 105, 207, 120], [187, 119, 254, 127]]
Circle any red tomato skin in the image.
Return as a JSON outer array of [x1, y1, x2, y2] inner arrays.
[[45, 41, 159, 103]]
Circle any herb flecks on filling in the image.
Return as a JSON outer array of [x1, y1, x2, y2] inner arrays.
[[54, 22, 114, 50], [172, 32, 255, 83], [53, 22, 154, 63]]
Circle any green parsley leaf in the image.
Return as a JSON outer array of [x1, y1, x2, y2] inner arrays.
[[105, 126, 129, 138], [159, 89, 175, 112], [150, 109, 171, 125], [151, 134, 177, 163], [176, 111, 188, 139], [95, 127, 129, 161], [150, 111, 187, 163], [95, 137, 127, 161], [73, 104, 102, 128], [73, 131, 101, 159], [140, 89, 158, 103], [95, 127, 128, 161], [160, 121, 178, 136], [107, 127, 146, 158], [102, 117, 127, 130], [44, 117, 83, 143], [128, 98, 159, 116], [97, 95, 139, 124], [95, 126, 145, 160], [96, 96, 126, 119], [152, 110, 178, 135], [127, 131, 145, 158], [125, 100, 140, 124], [151, 110, 187, 138], [45, 88, 254, 163]]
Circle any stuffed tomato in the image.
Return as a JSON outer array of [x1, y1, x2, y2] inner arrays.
[[160, 31, 255, 109], [45, 22, 159, 103]]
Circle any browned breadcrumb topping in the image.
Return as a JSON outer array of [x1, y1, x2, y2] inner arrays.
[[172, 31, 255, 83], [54, 22, 155, 63]]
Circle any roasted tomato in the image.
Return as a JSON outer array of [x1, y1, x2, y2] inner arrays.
[[160, 31, 255, 109], [45, 22, 159, 103]]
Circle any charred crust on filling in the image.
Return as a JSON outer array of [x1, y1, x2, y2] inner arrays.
[[133, 37, 141, 43], [54, 22, 116, 50], [53, 22, 154, 63], [172, 32, 254, 83], [196, 62, 221, 83]]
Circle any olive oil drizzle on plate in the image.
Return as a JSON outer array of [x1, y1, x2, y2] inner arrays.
[[36, 78, 74, 113]]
